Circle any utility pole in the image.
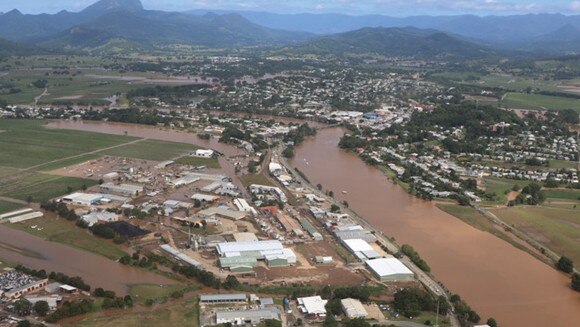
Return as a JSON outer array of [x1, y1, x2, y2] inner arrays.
[[435, 298, 440, 327]]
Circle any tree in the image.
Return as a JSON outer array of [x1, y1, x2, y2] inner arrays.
[[14, 298, 32, 316], [323, 313, 338, 327], [33, 300, 50, 316], [325, 299, 342, 316], [487, 317, 498, 327], [572, 273, 580, 291], [26, 195, 33, 204], [556, 256, 574, 273], [330, 204, 340, 213], [16, 321, 31, 327], [282, 146, 295, 158]]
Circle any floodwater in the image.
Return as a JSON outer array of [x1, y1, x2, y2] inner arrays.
[[0, 225, 173, 294], [291, 127, 580, 327]]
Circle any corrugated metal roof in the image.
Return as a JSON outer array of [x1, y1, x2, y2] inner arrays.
[[200, 293, 247, 301]]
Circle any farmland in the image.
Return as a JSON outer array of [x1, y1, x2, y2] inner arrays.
[[0, 120, 137, 169], [0, 200, 23, 214], [98, 139, 196, 161], [502, 92, 580, 112], [0, 172, 98, 203]]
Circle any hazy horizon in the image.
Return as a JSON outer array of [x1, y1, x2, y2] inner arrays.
[[1, 0, 580, 17]]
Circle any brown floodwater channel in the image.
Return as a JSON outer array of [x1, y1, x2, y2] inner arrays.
[[291, 127, 580, 327], [0, 225, 173, 294]]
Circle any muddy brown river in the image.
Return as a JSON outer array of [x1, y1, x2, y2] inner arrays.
[[0, 225, 173, 294], [28, 121, 580, 325], [291, 127, 580, 327]]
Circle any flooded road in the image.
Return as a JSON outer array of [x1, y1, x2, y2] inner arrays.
[[0, 225, 173, 294], [292, 127, 580, 327]]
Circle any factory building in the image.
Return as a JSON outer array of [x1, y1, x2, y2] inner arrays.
[[365, 257, 414, 282], [198, 206, 247, 221], [341, 239, 381, 260], [200, 293, 247, 304], [215, 307, 280, 325], [99, 183, 143, 196], [297, 296, 328, 317], [341, 298, 368, 318], [216, 240, 297, 268]]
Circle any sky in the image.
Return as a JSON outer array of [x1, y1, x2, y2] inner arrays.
[[1, 0, 580, 16]]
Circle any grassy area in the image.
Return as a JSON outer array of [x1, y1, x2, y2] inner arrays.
[[548, 160, 578, 170], [543, 189, 580, 200], [502, 92, 580, 112], [240, 173, 275, 188], [69, 296, 199, 327], [0, 120, 138, 168], [98, 139, 195, 161], [438, 204, 541, 259], [129, 284, 197, 306], [483, 177, 529, 203], [36, 154, 101, 172], [0, 173, 98, 203], [7, 215, 127, 260], [174, 156, 221, 169], [490, 206, 580, 264], [0, 200, 23, 214]]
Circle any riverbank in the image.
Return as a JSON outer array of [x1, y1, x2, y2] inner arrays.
[[291, 126, 580, 327]]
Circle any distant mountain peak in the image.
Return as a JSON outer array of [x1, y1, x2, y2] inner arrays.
[[81, 0, 144, 15]]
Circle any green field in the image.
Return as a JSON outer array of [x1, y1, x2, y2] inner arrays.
[[502, 92, 580, 112], [490, 206, 580, 264], [174, 156, 221, 169], [99, 139, 196, 161], [544, 189, 580, 200], [0, 172, 97, 203], [240, 173, 275, 188], [70, 296, 199, 327], [0, 120, 137, 168], [483, 177, 530, 203], [7, 215, 127, 260], [36, 154, 101, 172], [0, 200, 23, 214]]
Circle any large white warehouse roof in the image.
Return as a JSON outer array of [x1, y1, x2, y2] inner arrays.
[[365, 257, 414, 278]]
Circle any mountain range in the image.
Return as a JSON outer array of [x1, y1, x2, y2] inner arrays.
[[288, 27, 498, 60], [0, 0, 578, 58], [0, 0, 311, 51], [187, 10, 580, 55]]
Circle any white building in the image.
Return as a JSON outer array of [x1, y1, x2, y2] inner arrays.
[[341, 298, 368, 318], [81, 211, 118, 227], [297, 296, 327, 316], [365, 257, 414, 282], [194, 149, 215, 158], [342, 239, 380, 260]]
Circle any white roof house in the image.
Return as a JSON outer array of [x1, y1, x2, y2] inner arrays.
[[341, 298, 368, 318], [365, 257, 414, 282], [194, 149, 214, 157], [298, 296, 327, 316], [342, 239, 380, 260]]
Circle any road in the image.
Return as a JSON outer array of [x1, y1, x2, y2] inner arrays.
[[274, 146, 460, 327]]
